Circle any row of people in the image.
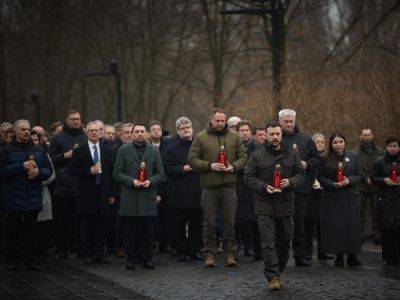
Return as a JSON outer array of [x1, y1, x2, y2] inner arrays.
[[0, 108, 398, 292]]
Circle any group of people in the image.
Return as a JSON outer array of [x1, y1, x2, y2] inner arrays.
[[0, 107, 398, 291]]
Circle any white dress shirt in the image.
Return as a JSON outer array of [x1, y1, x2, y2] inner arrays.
[[88, 141, 101, 162]]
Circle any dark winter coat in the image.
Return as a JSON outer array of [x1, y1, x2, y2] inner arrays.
[[113, 142, 165, 217], [244, 143, 306, 217], [236, 138, 261, 223], [371, 152, 400, 230], [164, 137, 201, 208], [356, 141, 383, 193], [318, 150, 362, 254], [69, 143, 115, 215], [282, 126, 319, 194], [48, 125, 87, 197], [0, 138, 52, 213], [305, 152, 324, 221]]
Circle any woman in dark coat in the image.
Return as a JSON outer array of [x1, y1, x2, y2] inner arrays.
[[318, 132, 362, 267], [371, 136, 400, 265]]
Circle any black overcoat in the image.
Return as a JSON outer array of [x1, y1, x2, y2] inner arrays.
[[318, 150, 362, 254], [371, 152, 400, 230], [164, 138, 201, 208], [69, 143, 115, 215]]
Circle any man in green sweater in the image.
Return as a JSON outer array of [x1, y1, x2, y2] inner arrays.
[[188, 108, 247, 267]]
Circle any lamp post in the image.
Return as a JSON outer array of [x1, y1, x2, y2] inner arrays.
[[85, 61, 123, 121], [220, 0, 283, 112]]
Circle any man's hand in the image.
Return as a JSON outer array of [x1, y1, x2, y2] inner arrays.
[[183, 164, 193, 173], [333, 177, 349, 188], [133, 179, 142, 187], [27, 167, 39, 179], [211, 163, 226, 172], [156, 195, 162, 205], [23, 160, 36, 170], [280, 178, 290, 189], [342, 177, 350, 186], [90, 165, 101, 174], [64, 150, 73, 159], [366, 177, 372, 185], [108, 197, 115, 205], [301, 160, 307, 170], [265, 185, 274, 194], [142, 180, 151, 188], [223, 163, 234, 173]]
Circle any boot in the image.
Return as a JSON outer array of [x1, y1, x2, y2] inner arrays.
[[204, 252, 215, 268], [335, 254, 344, 267], [225, 252, 238, 267], [347, 254, 362, 266], [268, 276, 281, 290]]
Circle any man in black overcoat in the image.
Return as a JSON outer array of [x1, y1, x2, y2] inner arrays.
[[70, 122, 115, 264]]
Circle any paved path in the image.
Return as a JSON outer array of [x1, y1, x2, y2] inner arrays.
[[1, 243, 399, 299]]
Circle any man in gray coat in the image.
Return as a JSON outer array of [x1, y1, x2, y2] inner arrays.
[[244, 121, 305, 290], [114, 124, 165, 270]]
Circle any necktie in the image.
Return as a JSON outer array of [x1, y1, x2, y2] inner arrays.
[[93, 145, 101, 186]]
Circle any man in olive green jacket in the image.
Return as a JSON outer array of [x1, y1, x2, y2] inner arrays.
[[188, 108, 247, 267], [114, 124, 165, 270]]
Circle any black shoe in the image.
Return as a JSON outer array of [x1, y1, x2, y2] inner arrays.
[[335, 254, 344, 267], [169, 248, 177, 257], [386, 259, 398, 266], [26, 262, 43, 271], [295, 258, 311, 267], [374, 238, 381, 245], [244, 248, 254, 257], [85, 257, 94, 265], [126, 261, 135, 270], [190, 252, 203, 261], [58, 252, 68, 260], [95, 257, 111, 264], [143, 259, 155, 269], [254, 254, 263, 261], [178, 253, 186, 262], [347, 255, 362, 266], [7, 262, 18, 272], [318, 254, 334, 260]]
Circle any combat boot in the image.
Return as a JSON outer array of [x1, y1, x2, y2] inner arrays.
[[204, 252, 215, 268], [268, 276, 281, 290], [225, 252, 238, 267]]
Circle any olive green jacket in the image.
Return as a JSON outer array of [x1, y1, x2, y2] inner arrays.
[[188, 124, 247, 188], [114, 142, 165, 216]]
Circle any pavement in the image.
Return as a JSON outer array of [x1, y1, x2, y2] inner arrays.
[[1, 242, 399, 299]]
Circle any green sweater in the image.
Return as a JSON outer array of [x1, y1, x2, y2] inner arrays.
[[188, 124, 247, 188]]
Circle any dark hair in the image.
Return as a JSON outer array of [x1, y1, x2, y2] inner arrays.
[[360, 126, 372, 132], [64, 109, 80, 120], [133, 123, 147, 131], [211, 107, 225, 116], [385, 136, 399, 146], [265, 121, 280, 130], [236, 120, 252, 132], [30, 130, 40, 137], [328, 132, 346, 155], [149, 121, 162, 129]]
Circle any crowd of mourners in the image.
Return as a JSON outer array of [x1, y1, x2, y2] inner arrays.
[[0, 107, 399, 291]]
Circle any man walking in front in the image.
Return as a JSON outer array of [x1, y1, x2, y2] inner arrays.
[[244, 121, 305, 290], [188, 108, 247, 267]]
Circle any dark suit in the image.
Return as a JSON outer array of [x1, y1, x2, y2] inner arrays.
[[70, 142, 114, 259]]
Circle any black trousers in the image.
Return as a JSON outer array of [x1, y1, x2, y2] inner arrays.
[[171, 207, 202, 255], [106, 204, 116, 253], [293, 193, 310, 260], [125, 216, 154, 262], [381, 229, 400, 261], [304, 220, 323, 259], [79, 214, 107, 259], [155, 200, 171, 249], [37, 220, 52, 254], [238, 221, 262, 256], [5, 212, 38, 263], [55, 195, 77, 254]]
